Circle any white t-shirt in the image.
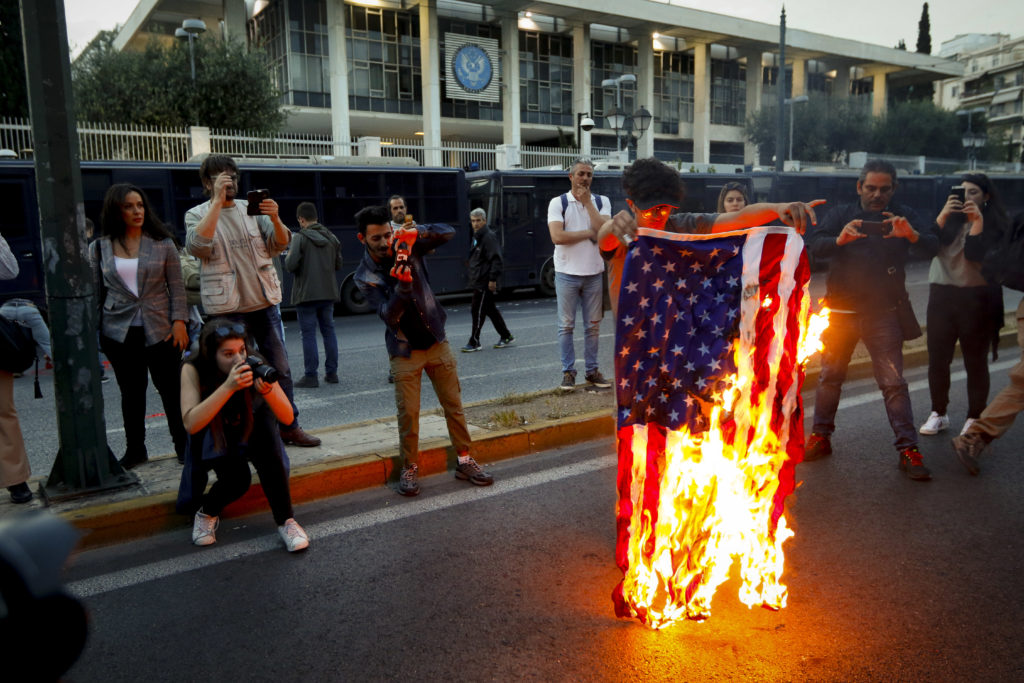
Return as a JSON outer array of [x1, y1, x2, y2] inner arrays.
[[547, 192, 610, 276], [114, 255, 144, 325]]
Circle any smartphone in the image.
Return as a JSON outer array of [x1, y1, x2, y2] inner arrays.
[[951, 185, 966, 203], [859, 220, 891, 236], [246, 189, 270, 216]]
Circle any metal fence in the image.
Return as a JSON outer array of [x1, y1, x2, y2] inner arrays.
[[209, 129, 343, 159], [0, 117, 192, 163]]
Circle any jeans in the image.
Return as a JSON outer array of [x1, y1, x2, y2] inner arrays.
[[224, 306, 299, 430], [295, 301, 339, 378], [390, 341, 472, 466], [812, 310, 918, 452], [0, 299, 51, 359], [554, 271, 603, 375]]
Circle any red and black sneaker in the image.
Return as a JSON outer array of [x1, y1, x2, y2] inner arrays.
[[803, 433, 832, 462], [898, 446, 931, 481]]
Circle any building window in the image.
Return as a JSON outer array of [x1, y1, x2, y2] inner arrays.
[[654, 51, 694, 134], [591, 41, 638, 132], [710, 56, 745, 126], [346, 4, 421, 116], [251, 0, 331, 109], [519, 31, 573, 126]]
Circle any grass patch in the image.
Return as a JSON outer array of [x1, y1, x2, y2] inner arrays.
[[495, 391, 536, 406], [488, 408, 525, 429]]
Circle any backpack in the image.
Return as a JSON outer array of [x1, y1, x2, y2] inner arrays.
[[0, 315, 36, 374], [982, 213, 1024, 292], [560, 192, 604, 220]]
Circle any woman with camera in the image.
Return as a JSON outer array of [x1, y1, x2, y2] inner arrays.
[[177, 319, 309, 552], [92, 183, 189, 468], [920, 173, 1009, 437]]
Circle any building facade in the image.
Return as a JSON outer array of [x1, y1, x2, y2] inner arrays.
[[113, 0, 961, 166]]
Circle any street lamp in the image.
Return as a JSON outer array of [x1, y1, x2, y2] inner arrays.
[[175, 18, 207, 83], [784, 95, 809, 164], [576, 112, 595, 155], [601, 73, 637, 156], [633, 106, 652, 140], [957, 106, 987, 171]]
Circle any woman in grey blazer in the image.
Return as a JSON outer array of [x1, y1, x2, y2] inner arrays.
[[91, 184, 189, 469]]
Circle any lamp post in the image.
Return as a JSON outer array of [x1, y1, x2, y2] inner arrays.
[[784, 95, 809, 164], [175, 18, 207, 83], [601, 73, 637, 158], [957, 106, 987, 171], [632, 105, 653, 159]]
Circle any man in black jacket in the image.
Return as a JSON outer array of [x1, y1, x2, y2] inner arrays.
[[462, 208, 514, 352], [805, 160, 939, 481]]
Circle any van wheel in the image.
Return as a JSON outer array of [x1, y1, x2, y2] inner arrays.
[[339, 275, 372, 314], [537, 259, 556, 297]]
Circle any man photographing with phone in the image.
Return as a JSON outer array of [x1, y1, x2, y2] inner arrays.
[[185, 154, 321, 448], [804, 159, 938, 480]]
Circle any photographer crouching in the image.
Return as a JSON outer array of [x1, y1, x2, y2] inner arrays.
[[176, 319, 310, 552]]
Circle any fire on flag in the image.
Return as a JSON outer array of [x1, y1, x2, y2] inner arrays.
[[611, 226, 826, 629]]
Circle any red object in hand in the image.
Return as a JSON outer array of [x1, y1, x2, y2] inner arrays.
[[389, 221, 417, 282]]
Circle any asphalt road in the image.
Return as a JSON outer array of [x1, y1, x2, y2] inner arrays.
[[12, 261, 1023, 478], [58, 361, 1024, 681]]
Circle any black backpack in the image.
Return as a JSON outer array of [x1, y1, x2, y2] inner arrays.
[[0, 315, 36, 374], [983, 213, 1024, 292]]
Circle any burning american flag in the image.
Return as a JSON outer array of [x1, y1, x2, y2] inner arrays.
[[612, 225, 825, 629]]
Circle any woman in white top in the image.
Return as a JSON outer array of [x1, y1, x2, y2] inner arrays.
[[91, 184, 189, 469]]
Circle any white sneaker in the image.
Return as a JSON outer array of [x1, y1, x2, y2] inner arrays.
[[192, 510, 219, 546], [919, 412, 950, 435], [278, 518, 309, 552], [960, 418, 977, 436]]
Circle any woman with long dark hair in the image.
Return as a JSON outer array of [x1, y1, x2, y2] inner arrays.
[[716, 181, 749, 213], [177, 319, 309, 552], [92, 183, 188, 468], [920, 173, 1009, 437]]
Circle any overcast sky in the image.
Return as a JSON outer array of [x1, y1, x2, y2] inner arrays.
[[63, 0, 1023, 57]]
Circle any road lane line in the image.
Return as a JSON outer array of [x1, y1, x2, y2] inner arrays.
[[66, 454, 618, 598]]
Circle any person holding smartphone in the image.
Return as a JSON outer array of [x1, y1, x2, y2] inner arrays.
[[805, 160, 939, 481], [919, 174, 1008, 437]]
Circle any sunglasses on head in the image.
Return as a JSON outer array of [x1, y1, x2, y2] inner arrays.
[[212, 323, 246, 339]]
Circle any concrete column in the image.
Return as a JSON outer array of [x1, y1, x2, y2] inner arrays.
[[791, 58, 807, 97], [188, 126, 211, 157], [832, 64, 851, 98], [500, 13, 521, 150], [222, 0, 247, 43], [743, 51, 763, 165], [636, 31, 656, 160], [357, 136, 382, 156], [872, 71, 888, 117], [325, 0, 351, 156], [419, 0, 442, 167], [692, 43, 710, 165], [572, 24, 592, 156]]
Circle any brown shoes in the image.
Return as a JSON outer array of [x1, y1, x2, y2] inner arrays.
[[280, 426, 321, 447]]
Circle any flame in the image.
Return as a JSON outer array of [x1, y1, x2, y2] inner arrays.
[[616, 300, 829, 629]]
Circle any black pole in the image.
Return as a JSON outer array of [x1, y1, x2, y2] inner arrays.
[[19, 0, 136, 500], [775, 7, 787, 172]]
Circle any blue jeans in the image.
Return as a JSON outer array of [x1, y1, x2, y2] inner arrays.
[[296, 301, 338, 378], [225, 306, 298, 430], [0, 299, 51, 359], [812, 310, 917, 452], [554, 271, 603, 375]]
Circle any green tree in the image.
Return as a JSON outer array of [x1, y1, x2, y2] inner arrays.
[[869, 99, 960, 157], [916, 3, 932, 55], [72, 36, 286, 133], [0, 0, 28, 118], [744, 93, 870, 164]]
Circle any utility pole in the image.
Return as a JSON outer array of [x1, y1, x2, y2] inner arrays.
[[775, 7, 787, 173], [19, 0, 135, 500]]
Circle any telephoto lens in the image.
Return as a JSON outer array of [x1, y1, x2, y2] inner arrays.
[[246, 355, 279, 384]]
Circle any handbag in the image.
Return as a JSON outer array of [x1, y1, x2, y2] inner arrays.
[[0, 314, 37, 374]]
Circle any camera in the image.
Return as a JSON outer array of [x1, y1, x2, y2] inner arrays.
[[246, 189, 270, 216], [579, 116, 595, 132], [246, 355, 279, 384]]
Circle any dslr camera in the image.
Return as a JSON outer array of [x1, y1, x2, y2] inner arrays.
[[246, 355, 279, 384]]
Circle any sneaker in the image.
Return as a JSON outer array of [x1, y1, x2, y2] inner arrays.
[[294, 375, 319, 388], [455, 456, 494, 486], [398, 463, 420, 496], [278, 518, 310, 552], [118, 448, 149, 470], [585, 370, 612, 388], [7, 482, 32, 504], [493, 336, 515, 349], [192, 510, 219, 546], [461, 343, 482, 353], [325, 372, 339, 384], [960, 418, 976, 436], [281, 426, 321, 447], [559, 371, 576, 393], [803, 433, 832, 461], [951, 432, 986, 476], [387, 371, 395, 384], [919, 411, 950, 435], [898, 446, 932, 481]]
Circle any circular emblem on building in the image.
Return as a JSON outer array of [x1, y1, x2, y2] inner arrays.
[[453, 44, 492, 93]]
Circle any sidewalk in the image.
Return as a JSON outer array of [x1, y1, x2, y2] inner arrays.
[[2, 317, 1019, 549]]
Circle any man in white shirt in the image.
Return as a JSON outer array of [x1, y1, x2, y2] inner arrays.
[[547, 157, 612, 392]]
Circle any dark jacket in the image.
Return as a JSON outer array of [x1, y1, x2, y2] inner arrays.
[[467, 225, 503, 289], [354, 223, 454, 358], [808, 199, 938, 315], [284, 222, 342, 305]]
